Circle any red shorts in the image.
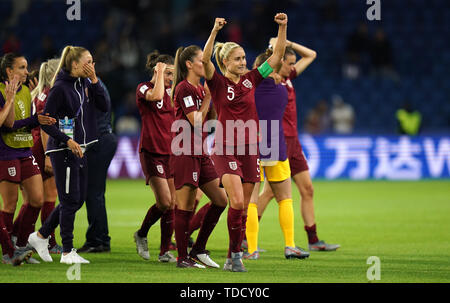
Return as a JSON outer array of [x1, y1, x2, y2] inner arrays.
[[285, 136, 309, 176], [31, 137, 53, 181], [173, 155, 218, 190], [0, 156, 41, 183], [211, 144, 260, 184], [139, 150, 173, 185]]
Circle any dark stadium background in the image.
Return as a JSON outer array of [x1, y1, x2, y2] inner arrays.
[[1, 0, 449, 179]]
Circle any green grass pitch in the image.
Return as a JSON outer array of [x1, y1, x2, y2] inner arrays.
[[1, 179, 449, 283]]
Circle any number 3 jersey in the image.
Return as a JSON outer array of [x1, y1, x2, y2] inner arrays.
[[136, 81, 175, 155], [206, 69, 264, 147]]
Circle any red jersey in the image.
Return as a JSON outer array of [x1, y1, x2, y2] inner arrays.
[[206, 69, 263, 146], [173, 80, 208, 157], [282, 68, 299, 137], [136, 81, 175, 155], [31, 87, 50, 142]]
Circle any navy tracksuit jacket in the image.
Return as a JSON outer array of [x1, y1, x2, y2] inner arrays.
[[39, 69, 108, 253]]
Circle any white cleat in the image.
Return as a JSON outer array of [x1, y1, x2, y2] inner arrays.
[[223, 258, 232, 271], [27, 231, 53, 262], [60, 249, 90, 264], [191, 252, 220, 268], [134, 231, 150, 260]]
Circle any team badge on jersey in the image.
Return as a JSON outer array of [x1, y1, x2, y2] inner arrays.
[[166, 88, 172, 96], [8, 167, 16, 177], [183, 95, 194, 108], [242, 79, 253, 89], [156, 165, 164, 174], [156, 100, 163, 109], [37, 92, 47, 102], [193, 172, 198, 182], [229, 161, 237, 171], [140, 85, 149, 95]]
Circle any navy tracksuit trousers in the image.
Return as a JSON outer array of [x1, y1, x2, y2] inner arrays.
[[39, 150, 87, 253]]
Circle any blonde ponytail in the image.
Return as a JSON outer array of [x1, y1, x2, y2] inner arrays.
[[213, 41, 241, 74], [31, 58, 60, 100], [51, 45, 87, 86]]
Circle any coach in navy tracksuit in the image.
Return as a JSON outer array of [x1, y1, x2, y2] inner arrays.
[[28, 46, 109, 263]]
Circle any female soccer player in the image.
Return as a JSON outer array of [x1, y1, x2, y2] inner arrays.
[[28, 45, 109, 264], [257, 39, 340, 251], [133, 51, 177, 263], [11, 58, 62, 254], [0, 53, 56, 256], [202, 13, 287, 272], [245, 49, 310, 260], [171, 45, 228, 268], [0, 76, 34, 266]]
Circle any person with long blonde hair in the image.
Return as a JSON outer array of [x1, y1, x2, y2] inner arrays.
[[202, 13, 288, 272], [28, 46, 108, 264]]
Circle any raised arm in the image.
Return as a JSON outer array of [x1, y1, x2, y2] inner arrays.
[[288, 40, 317, 76], [202, 18, 227, 80], [145, 62, 167, 101], [266, 13, 288, 69]]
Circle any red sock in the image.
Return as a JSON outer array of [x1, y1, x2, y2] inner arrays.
[[137, 204, 164, 238], [191, 204, 225, 253], [174, 208, 193, 260], [16, 204, 41, 247], [1, 211, 14, 236], [12, 204, 27, 237], [160, 209, 174, 255], [305, 224, 319, 244], [227, 206, 243, 257], [188, 202, 211, 236], [41, 201, 57, 247], [0, 212, 15, 258], [239, 213, 248, 249]]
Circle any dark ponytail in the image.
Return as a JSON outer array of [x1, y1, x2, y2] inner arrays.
[[145, 50, 174, 78], [0, 52, 23, 81], [253, 47, 273, 69], [284, 46, 295, 59], [171, 45, 201, 105]]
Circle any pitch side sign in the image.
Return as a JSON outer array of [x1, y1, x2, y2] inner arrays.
[[107, 135, 450, 180]]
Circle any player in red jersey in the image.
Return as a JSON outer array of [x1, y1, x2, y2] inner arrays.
[[257, 38, 340, 251], [11, 58, 62, 255], [202, 14, 288, 272], [171, 45, 228, 268], [133, 51, 178, 263]]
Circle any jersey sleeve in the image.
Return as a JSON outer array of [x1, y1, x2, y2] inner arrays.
[[247, 67, 265, 88], [175, 84, 198, 117], [41, 86, 71, 144], [136, 83, 151, 101], [205, 70, 222, 93]]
